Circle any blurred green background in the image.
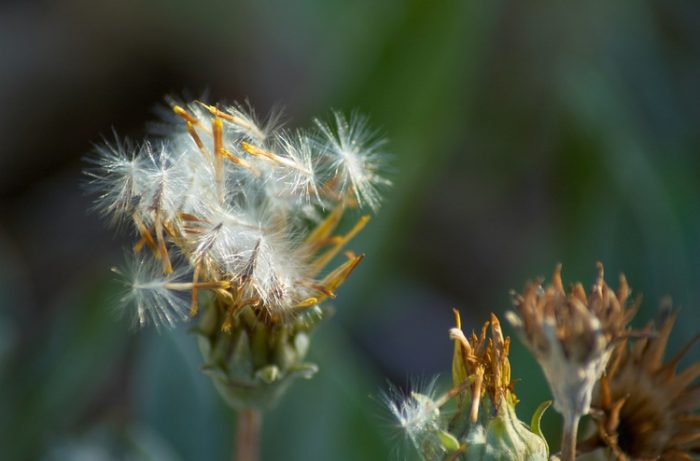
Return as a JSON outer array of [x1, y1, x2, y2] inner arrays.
[[1, 0, 699, 459]]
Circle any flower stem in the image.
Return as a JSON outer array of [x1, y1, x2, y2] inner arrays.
[[560, 413, 580, 461], [234, 408, 262, 461]]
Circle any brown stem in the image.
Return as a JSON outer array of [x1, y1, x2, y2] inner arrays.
[[560, 413, 580, 461], [234, 409, 262, 461]]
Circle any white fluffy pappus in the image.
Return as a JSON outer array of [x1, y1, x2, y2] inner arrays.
[[113, 254, 191, 329], [87, 98, 391, 329], [271, 130, 322, 204], [315, 111, 391, 211], [217, 101, 283, 144], [183, 200, 313, 314], [167, 131, 219, 216], [383, 377, 447, 456], [222, 225, 313, 313], [85, 136, 149, 228], [187, 204, 258, 268], [138, 142, 185, 222]]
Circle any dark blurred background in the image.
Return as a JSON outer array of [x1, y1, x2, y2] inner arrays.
[[2, 0, 700, 459]]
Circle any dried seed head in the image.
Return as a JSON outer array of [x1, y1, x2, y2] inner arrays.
[[580, 306, 700, 460], [86, 98, 390, 410], [86, 100, 390, 329], [506, 264, 637, 426]]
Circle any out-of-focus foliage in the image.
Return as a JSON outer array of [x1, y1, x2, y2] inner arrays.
[[1, 0, 699, 459]]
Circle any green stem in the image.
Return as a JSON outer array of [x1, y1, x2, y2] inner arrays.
[[234, 409, 262, 461], [560, 413, 580, 461]]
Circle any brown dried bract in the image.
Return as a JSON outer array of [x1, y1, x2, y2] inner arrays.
[[511, 263, 637, 364], [450, 310, 513, 423], [580, 307, 700, 461]]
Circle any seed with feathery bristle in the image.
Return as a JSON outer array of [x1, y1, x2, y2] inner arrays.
[[85, 137, 148, 227], [113, 255, 191, 329], [315, 111, 391, 211], [384, 378, 448, 457]]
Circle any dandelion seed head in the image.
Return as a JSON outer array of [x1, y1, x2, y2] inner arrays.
[[87, 98, 389, 330]]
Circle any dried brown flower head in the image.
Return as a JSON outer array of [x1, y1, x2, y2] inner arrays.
[[580, 307, 700, 461], [506, 263, 637, 460], [448, 310, 549, 460], [450, 310, 514, 423]]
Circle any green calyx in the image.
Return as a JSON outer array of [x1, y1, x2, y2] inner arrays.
[[459, 394, 549, 461], [410, 391, 549, 461], [193, 300, 326, 410]]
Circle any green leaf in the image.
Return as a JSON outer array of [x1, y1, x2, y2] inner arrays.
[[436, 430, 461, 452], [255, 365, 281, 383], [530, 400, 552, 457]]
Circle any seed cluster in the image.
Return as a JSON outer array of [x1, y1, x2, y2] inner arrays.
[[86, 100, 389, 328]]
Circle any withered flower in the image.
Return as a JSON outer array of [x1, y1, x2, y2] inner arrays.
[[449, 310, 549, 460], [580, 307, 700, 461], [506, 264, 637, 460], [449, 310, 514, 424]]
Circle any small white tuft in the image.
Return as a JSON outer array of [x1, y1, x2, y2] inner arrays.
[[315, 111, 391, 211], [189, 205, 253, 268], [384, 377, 447, 457], [85, 137, 147, 228], [272, 131, 321, 204], [168, 133, 218, 216], [219, 101, 283, 144], [224, 226, 310, 312], [139, 142, 184, 223], [114, 254, 190, 329]]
